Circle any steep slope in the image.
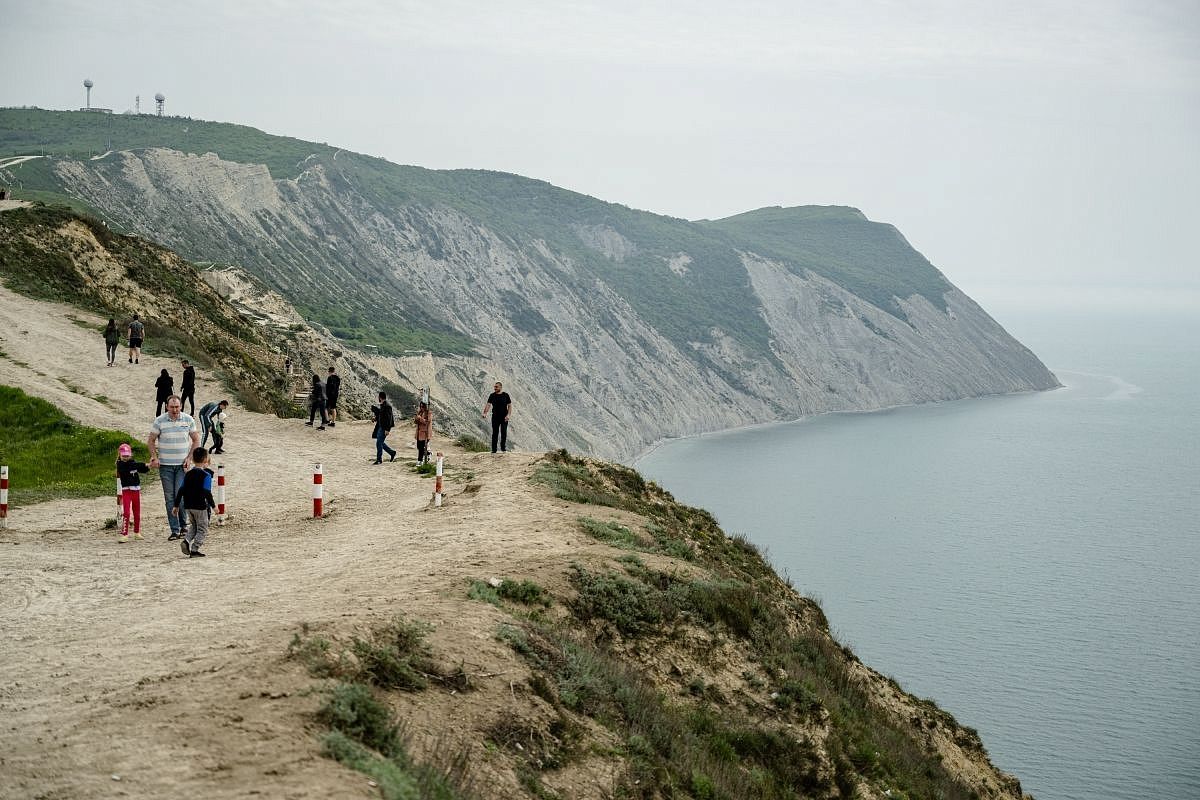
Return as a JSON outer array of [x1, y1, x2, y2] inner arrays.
[[0, 109, 1059, 459], [0, 284, 1030, 800]]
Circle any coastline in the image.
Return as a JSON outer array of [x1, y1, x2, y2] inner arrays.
[[630, 383, 1062, 466]]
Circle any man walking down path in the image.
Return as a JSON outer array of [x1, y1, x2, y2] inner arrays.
[[127, 314, 145, 364], [305, 374, 328, 430], [482, 381, 513, 453], [325, 367, 341, 427], [148, 395, 199, 541], [179, 360, 196, 415], [371, 392, 397, 464]]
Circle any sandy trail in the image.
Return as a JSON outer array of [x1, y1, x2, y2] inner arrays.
[[0, 287, 603, 798]]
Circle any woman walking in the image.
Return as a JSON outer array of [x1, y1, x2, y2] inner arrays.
[[414, 401, 432, 465], [154, 369, 174, 416], [103, 319, 120, 366]]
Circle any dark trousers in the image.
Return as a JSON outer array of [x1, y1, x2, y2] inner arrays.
[[309, 400, 328, 425], [106, 343, 117, 363], [417, 439, 428, 463], [375, 429, 395, 461], [491, 418, 508, 452], [156, 398, 169, 416], [210, 428, 224, 453], [180, 387, 195, 415]]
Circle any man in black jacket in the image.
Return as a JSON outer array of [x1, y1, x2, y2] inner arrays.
[[371, 391, 397, 464], [326, 366, 341, 427], [179, 360, 196, 414], [482, 381, 513, 453]]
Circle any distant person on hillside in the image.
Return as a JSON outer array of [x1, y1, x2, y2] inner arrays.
[[482, 381, 512, 453], [197, 399, 229, 453], [148, 395, 199, 542], [325, 366, 341, 427], [154, 369, 174, 416], [103, 318, 120, 367], [127, 314, 145, 364], [305, 374, 328, 430], [172, 446, 215, 558], [115, 442, 149, 542], [371, 391, 397, 464], [414, 400, 432, 465], [179, 359, 196, 414]]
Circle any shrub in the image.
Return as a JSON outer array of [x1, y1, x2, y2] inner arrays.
[[316, 683, 399, 757], [455, 434, 489, 452], [567, 566, 673, 637]]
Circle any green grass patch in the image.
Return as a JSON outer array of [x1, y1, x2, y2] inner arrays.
[[0, 384, 149, 505], [577, 516, 645, 549], [455, 434, 489, 453], [288, 617, 435, 691], [468, 578, 552, 609]]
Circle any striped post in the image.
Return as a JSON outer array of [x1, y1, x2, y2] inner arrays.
[[0, 466, 8, 529], [313, 463, 324, 518], [433, 452, 444, 508], [216, 465, 226, 525]]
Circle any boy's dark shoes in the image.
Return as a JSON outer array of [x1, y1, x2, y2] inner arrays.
[[317, 426, 326, 431], [189, 550, 206, 558], [181, 539, 191, 555]]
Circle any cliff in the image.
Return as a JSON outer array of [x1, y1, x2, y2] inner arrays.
[[0, 109, 1059, 460]]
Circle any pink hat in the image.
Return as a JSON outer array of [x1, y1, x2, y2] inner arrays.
[[118, 443, 133, 457]]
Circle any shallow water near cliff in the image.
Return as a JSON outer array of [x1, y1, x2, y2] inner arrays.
[[636, 305, 1200, 800]]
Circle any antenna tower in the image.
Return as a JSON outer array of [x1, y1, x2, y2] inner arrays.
[[135, 95, 140, 114], [83, 79, 93, 109]]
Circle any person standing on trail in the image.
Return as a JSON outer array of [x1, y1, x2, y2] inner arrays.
[[148, 395, 199, 542], [179, 359, 196, 414], [371, 391, 397, 464], [103, 318, 120, 367], [482, 381, 512, 453], [325, 366, 341, 427], [115, 442, 149, 542], [305, 374, 328, 430], [127, 314, 145, 364], [414, 400, 432, 465], [173, 446, 215, 558], [154, 369, 174, 416]]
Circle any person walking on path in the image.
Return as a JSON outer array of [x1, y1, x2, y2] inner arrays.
[[179, 360, 196, 414], [154, 369, 174, 416], [414, 400, 432, 465], [127, 314, 145, 364], [371, 391, 397, 464], [103, 319, 120, 366], [115, 443, 149, 541], [325, 366, 341, 427], [482, 381, 513, 453], [148, 395, 199, 541], [306, 374, 328, 430], [173, 446, 215, 558], [197, 399, 229, 452]]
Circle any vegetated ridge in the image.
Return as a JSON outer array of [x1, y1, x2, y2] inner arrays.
[[0, 109, 1059, 459]]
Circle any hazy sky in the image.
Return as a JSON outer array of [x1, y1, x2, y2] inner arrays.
[[3, 0, 1198, 306]]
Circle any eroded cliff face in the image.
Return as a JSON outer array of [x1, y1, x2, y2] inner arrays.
[[46, 149, 1058, 460]]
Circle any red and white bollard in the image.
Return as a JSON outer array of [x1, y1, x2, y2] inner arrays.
[[313, 463, 324, 518], [0, 466, 9, 529], [433, 452, 444, 508], [216, 465, 226, 525]]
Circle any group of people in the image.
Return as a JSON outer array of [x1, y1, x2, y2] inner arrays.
[[102, 315, 146, 366], [115, 395, 216, 557], [151, 360, 228, 452]]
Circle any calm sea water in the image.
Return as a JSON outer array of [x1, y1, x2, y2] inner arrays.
[[635, 306, 1200, 800]]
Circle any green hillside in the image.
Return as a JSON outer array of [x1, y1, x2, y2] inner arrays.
[[1, 109, 952, 365]]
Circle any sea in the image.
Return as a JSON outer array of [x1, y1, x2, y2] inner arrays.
[[635, 299, 1200, 800]]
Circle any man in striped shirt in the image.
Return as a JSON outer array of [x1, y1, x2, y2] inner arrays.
[[148, 395, 200, 541]]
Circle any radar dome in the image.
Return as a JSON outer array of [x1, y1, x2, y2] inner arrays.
[[83, 79, 93, 88], [154, 93, 165, 102]]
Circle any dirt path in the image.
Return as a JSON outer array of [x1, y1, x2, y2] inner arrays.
[[0, 286, 611, 798]]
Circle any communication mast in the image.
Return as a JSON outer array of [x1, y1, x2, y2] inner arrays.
[[154, 93, 165, 116], [83, 79, 93, 109], [135, 95, 140, 114]]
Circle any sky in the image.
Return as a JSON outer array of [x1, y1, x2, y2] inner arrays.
[[2, 0, 1198, 308]]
